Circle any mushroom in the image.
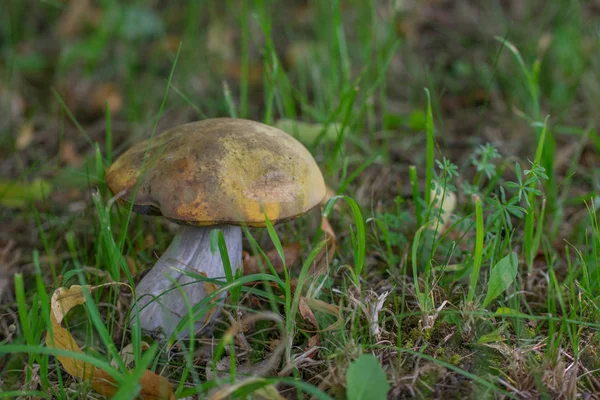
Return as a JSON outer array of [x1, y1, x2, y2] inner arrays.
[[106, 118, 325, 338]]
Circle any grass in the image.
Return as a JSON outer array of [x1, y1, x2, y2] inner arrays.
[[1, 0, 600, 398]]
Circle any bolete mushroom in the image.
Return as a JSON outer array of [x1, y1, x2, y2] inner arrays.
[[106, 118, 325, 338]]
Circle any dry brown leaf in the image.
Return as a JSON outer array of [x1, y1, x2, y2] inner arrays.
[[242, 243, 302, 275], [305, 335, 320, 359], [299, 296, 318, 329], [301, 297, 343, 333], [92, 369, 175, 400], [311, 214, 336, 275], [46, 283, 175, 399], [15, 121, 34, 150], [307, 334, 319, 348]]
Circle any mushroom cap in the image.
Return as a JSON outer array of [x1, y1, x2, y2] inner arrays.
[[106, 118, 326, 227]]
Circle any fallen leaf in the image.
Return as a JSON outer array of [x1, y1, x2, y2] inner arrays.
[[46, 283, 175, 399], [243, 243, 302, 275], [301, 297, 343, 333], [311, 214, 336, 275], [93, 369, 175, 400], [274, 119, 340, 146], [299, 296, 318, 329], [307, 335, 319, 348], [305, 335, 320, 359], [15, 121, 34, 150], [0, 178, 52, 208]]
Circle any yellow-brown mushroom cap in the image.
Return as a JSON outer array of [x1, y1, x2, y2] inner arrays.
[[105, 118, 326, 227]]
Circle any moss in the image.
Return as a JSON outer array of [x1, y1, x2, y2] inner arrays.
[[470, 344, 505, 378], [450, 354, 462, 366], [434, 346, 445, 358], [416, 364, 442, 397], [403, 327, 421, 348]]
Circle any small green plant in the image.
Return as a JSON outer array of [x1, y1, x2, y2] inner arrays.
[[482, 252, 518, 308], [346, 354, 390, 400], [505, 161, 547, 208]]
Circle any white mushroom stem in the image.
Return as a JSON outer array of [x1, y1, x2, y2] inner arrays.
[[132, 224, 242, 339]]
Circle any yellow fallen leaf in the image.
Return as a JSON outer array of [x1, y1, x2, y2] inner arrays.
[[0, 178, 52, 208], [46, 283, 175, 399]]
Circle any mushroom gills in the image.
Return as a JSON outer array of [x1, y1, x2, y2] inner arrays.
[[132, 224, 242, 339]]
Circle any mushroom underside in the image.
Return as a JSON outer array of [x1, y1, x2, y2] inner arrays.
[[132, 224, 242, 339]]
